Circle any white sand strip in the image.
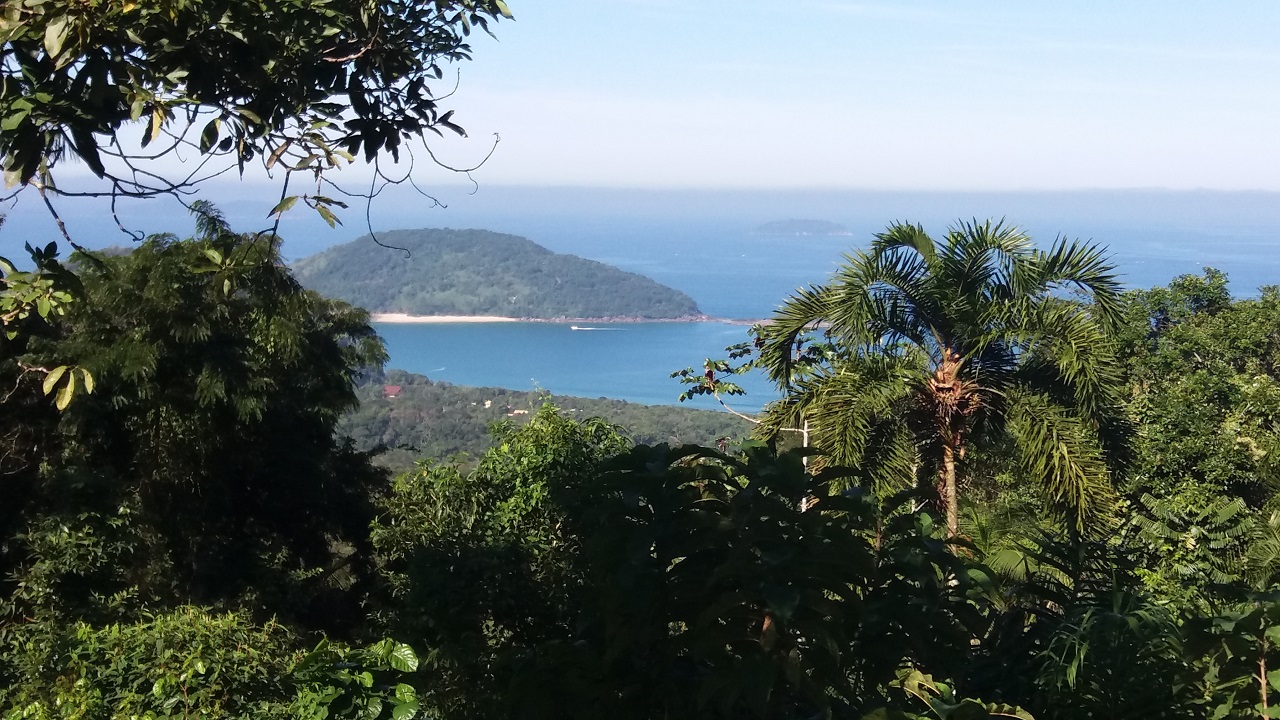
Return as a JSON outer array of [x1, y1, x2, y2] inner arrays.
[[371, 313, 520, 324]]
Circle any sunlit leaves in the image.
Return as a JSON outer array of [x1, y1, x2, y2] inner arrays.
[[1, 242, 79, 334], [746, 219, 1126, 535], [268, 195, 301, 217], [38, 363, 94, 409], [0, 0, 511, 200], [1118, 270, 1280, 507], [865, 669, 1035, 719]]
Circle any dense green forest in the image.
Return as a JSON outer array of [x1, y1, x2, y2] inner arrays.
[[340, 369, 753, 471], [292, 228, 702, 319], [7, 1, 1280, 716], [8, 209, 1280, 718]]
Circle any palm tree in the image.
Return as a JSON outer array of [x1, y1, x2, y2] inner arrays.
[[756, 219, 1128, 538]]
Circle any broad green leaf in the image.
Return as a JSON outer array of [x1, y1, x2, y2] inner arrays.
[[1, 110, 28, 132], [199, 117, 221, 154], [391, 699, 420, 720], [79, 368, 94, 394], [268, 195, 299, 216], [56, 370, 76, 410], [316, 204, 341, 228], [235, 106, 262, 124], [141, 107, 162, 148], [387, 643, 418, 672], [151, 107, 164, 143], [43, 15, 68, 59], [42, 365, 67, 395]]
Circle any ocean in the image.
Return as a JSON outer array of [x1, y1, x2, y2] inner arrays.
[[370, 189, 1280, 409], [7, 186, 1280, 409], [374, 320, 775, 412]]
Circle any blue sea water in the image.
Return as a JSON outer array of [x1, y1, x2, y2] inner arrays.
[[375, 320, 777, 412], [367, 189, 1280, 409], [7, 186, 1280, 409]]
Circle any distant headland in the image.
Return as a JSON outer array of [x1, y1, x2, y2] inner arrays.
[[753, 219, 853, 237], [369, 312, 714, 324], [292, 228, 703, 321]]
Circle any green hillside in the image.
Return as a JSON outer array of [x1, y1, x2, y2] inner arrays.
[[340, 369, 754, 472], [292, 228, 702, 319]]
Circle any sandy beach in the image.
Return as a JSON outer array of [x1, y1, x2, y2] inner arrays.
[[371, 313, 519, 324]]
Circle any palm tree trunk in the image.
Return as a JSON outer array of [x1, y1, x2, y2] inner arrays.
[[942, 441, 959, 539], [1261, 634, 1269, 720]]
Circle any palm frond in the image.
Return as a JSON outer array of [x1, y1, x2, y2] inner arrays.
[[1006, 392, 1118, 533], [1131, 491, 1251, 585], [1032, 237, 1124, 332], [753, 219, 1125, 540], [870, 221, 938, 265], [757, 283, 838, 385], [1006, 297, 1125, 421], [1246, 510, 1280, 588], [941, 219, 1034, 303], [836, 245, 940, 346], [756, 356, 919, 489]]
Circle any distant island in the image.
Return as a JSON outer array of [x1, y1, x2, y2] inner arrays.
[[292, 228, 703, 321], [753, 219, 853, 236]]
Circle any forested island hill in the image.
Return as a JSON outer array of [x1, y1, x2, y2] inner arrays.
[[292, 228, 703, 321]]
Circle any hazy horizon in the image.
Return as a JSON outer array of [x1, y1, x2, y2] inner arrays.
[[5, 185, 1280, 263]]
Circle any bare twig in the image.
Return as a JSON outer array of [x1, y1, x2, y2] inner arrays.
[[110, 185, 145, 242], [33, 182, 78, 250], [269, 171, 292, 247]]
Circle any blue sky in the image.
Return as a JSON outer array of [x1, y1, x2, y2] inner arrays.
[[6, 1, 1280, 251], [424, 1, 1280, 190]]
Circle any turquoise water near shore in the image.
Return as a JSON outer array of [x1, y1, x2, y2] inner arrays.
[[374, 205, 1280, 409], [374, 320, 777, 412], [375, 214, 1280, 408]]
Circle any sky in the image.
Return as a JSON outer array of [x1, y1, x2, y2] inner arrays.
[[423, 1, 1280, 190], [5, 1, 1280, 251]]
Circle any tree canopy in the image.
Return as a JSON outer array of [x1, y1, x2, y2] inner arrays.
[[1, 205, 388, 630], [0, 0, 510, 209], [7, 220, 1280, 717], [293, 228, 703, 319], [340, 369, 751, 472], [740, 220, 1129, 537], [1117, 269, 1280, 506]]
